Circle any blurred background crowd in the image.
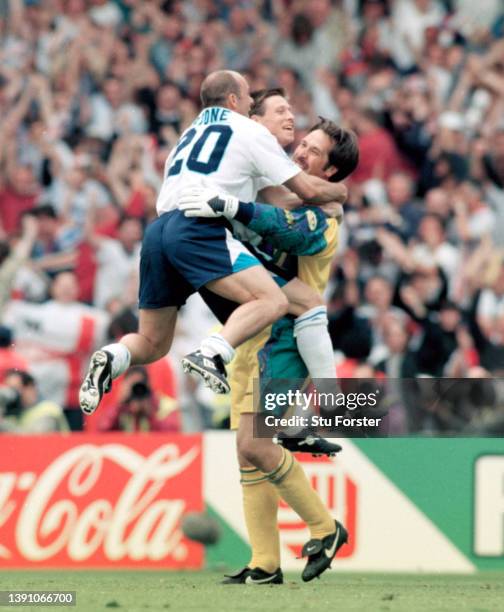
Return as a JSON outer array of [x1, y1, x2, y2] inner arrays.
[[0, 0, 503, 435]]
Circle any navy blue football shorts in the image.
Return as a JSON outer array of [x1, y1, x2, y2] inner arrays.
[[138, 210, 261, 309]]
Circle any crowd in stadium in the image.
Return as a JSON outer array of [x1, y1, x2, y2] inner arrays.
[[0, 0, 503, 434]]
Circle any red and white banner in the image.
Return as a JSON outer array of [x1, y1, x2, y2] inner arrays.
[[0, 434, 203, 569]]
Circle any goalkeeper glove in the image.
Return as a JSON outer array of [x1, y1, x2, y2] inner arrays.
[[178, 186, 239, 219]]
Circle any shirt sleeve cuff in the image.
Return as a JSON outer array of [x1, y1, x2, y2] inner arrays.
[[234, 201, 255, 225]]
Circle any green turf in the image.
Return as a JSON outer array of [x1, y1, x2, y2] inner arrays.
[[1, 571, 502, 612]]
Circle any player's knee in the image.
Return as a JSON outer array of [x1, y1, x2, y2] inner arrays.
[[237, 436, 263, 468], [140, 334, 171, 362], [302, 290, 324, 310], [260, 292, 289, 325], [237, 448, 254, 469], [153, 345, 169, 361], [273, 292, 289, 319]]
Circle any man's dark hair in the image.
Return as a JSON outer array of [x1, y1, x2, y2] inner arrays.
[[309, 118, 359, 182], [249, 88, 287, 117], [5, 369, 36, 387], [0, 326, 12, 348], [200, 71, 241, 108], [0, 241, 10, 267], [33, 204, 58, 219], [291, 13, 314, 46], [107, 307, 138, 340]]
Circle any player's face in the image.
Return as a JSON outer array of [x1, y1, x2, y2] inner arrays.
[[234, 76, 253, 116], [293, 129, 336, 179], [252, 96, 295, 148]]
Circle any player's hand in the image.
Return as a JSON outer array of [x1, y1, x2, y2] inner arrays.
[[178, 186, 239, 219], [320, 202, 344, 223]]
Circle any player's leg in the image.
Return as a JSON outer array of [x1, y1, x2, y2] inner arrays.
[[120, 307, 177, 365], [186, 266, 289, 387], [282, 277, 336, 379], [237, 413, 337, 533], [262, 317, 342, 457], [81, 309, 177, 417], [182, 249, 288, 393], [238, 414, 346, 582], [237, 420, 336, 556], [207, 266, 289, 346], [224, 459, 282, 584], [222, 333, 282, 584], [80, 214, 189, 415], [79, 307, 178, 416], [257, 322, 346, 580], [282, 276, 324, 317]]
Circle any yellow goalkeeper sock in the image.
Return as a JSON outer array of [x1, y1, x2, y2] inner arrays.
[[240, 467, 280, 573], [267, 447, 334, 540]]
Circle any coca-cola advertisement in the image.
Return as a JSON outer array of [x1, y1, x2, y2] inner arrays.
[[0, 434, 204, 568]]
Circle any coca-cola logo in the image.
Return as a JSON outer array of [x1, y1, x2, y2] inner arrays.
[[0, 438, 203, 567]]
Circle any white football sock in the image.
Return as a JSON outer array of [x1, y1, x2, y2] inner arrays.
[[200, 333, 235, 364], [102, 343, 131, 379], [293, 306, 335, 379]]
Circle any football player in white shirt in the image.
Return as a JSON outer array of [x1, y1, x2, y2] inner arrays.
[[79, 70, 347, 415]]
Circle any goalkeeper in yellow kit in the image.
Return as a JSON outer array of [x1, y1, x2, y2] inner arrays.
[[179, 89, 359, 584]]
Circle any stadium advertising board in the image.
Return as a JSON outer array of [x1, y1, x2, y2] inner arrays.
[[205, 433, 504, 573], [0, 434, 502, 571], [474, 454, 504, 557], [0, 434, 203, 569]]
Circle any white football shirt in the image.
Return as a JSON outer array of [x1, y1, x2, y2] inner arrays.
[[156, 107, 301, 214]]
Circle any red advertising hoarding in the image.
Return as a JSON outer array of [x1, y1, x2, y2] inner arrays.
[[0, 434, 203, 569]]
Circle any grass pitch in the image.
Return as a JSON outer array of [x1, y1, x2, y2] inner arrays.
[[1, 571, 502, 612]]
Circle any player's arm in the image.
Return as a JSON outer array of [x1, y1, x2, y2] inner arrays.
[[283, 170, 347, 205], [234, 202, 328, 256], [178, 187, 327, 256], [258, 185, 344, 222], [257, 185, 302, 209]]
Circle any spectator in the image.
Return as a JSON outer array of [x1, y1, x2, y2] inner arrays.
[[375, 315, 419, 432], [358, 275, 407, 358], [375, 314, 417, 379], [476, 262, 504, 341], [349, 110, 411, 183], [390, 0, 445, 72], [453, 181, 496, 244], [410, 214, 460, 282], [149, 81, 183, 140], [2, 272, 109, 430], [383, 172, 424, 241], [0, 213, 40, 312], [85, 215, 142, 310], [0, 164, 39, 236], [98, 366, 180, 432], [415, 299, 470, 376], [85, 75, 146, 141], [46, 153, 111, 249], [0, 327, 29, 382], [425, 187, 451, 219], [0, 369, 68, 433]]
